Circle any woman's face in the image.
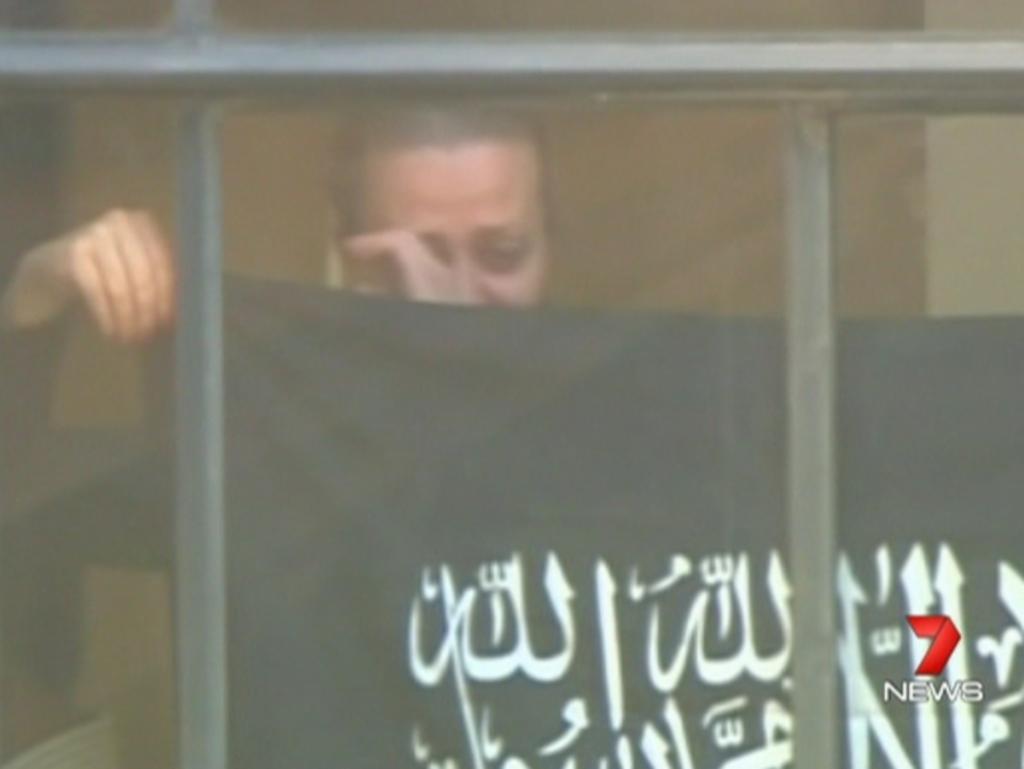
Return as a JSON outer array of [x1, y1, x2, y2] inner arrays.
[[352, 137, 549, 307]]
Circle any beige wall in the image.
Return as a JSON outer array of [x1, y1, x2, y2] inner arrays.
[[63, 0, 922, 32], [925, 0, 1024, 316], [926, 118, 1024, 315]]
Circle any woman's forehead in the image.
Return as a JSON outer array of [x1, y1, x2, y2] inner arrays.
[[361, 140, 543, 227]]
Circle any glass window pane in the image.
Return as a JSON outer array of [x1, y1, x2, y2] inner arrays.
[[838, 116, 927, 317], [222, 0, 921, 34], [0, 0, 168, 31], [924, 117, 1024, 316], [223, 106, 792, 313], [836, 114, 1024, 768], [1, 97, 176, 769], [927, 0, 1024, 32], [840, 115, 1024, 318], [216, 102, 793, 768]]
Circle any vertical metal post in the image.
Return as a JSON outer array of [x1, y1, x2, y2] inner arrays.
[[785, 106, 839, 769], [174, 0, 226, 727], [175, 104, 226, 769]]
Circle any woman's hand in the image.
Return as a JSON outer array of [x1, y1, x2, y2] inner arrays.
[[2, 209, 175, 344]]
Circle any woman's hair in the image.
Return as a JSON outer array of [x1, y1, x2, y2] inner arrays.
[[329, 106, 554, 240]]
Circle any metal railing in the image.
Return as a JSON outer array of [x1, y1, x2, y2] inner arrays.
[[5, 6, 1024, 768], [3, 34, 1024, 106]]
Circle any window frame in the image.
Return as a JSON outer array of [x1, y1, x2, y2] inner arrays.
[[4, 7, 1022, 767]]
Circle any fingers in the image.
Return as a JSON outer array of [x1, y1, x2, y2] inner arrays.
[[66, 239, 115, 337], [68, 209, 175, 344], [109, 211, 159, 339], [344, 231, 420, 296], [93, 216, 141, 342], [134, 211, 176, 326], [344, 230, 456, 302], [115, 210, 175, 331]]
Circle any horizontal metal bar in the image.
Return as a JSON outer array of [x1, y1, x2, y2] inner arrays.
[[2, 33, 1024, 105]]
